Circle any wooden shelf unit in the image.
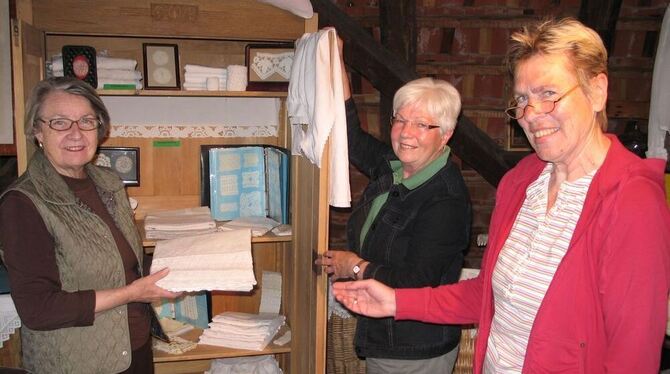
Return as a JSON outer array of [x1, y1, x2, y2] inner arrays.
[[10, 1, 328, 373]]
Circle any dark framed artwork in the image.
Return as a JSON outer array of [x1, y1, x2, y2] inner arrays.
[[142, 43, 180, 89], [507, 119, 532, 151], [245, 43, 294, 91], [94, 147, 140, 186], [62, 45, 98, 88]]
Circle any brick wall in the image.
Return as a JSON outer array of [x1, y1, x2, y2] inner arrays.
[[328, 0, 669, 267]]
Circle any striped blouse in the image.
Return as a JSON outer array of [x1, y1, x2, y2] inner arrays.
[[483, 163, 596, 373]]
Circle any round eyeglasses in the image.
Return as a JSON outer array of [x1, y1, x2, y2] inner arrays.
[[504, 85, 580, 120], [38, 116, 101, 131], [390, 116, 441, 132]]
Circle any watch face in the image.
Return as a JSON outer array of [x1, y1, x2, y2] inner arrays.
[[152, 67, 172, 84]]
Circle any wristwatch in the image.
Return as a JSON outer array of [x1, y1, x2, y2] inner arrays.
[[352, 259, 366, 279]]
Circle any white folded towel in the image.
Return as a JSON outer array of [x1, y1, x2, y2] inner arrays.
[[226, 65, 248, 91], [184, 64, 227, 75], [51, 56, 137, 71]]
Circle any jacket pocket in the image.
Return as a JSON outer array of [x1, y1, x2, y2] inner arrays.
[[524, 334, 585, 373]]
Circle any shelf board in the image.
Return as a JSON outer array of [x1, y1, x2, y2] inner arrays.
[[153, 327, 291, 363], [137, 219, 292, 249], [97, 89, 287, 98]]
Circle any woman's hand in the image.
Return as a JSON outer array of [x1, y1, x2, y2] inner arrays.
[[315, 250, 362, 280], [332, 279, 396, 318], [127, 268, 182, 303], [94, 268, 182, 313]]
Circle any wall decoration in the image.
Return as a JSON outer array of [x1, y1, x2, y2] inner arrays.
[[62, 45, 98, 88], [94, 147, 140, 186], [143, 43, 180, 89], [245, 43, 294, 91]]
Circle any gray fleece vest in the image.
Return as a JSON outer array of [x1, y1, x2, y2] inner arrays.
[[0, 151, 144, 374]]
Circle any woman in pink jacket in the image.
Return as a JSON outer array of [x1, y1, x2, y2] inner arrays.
[[333, 18, 670, 373]]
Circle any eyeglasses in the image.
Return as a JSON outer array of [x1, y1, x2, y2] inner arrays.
[[390, 116, 441, 132], [504, 85, 580, 120], [38, 116, 101, 131]]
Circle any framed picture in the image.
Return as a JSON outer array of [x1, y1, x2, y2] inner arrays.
[[507, 119, 532, 151], [94, 147, 140, 186], [245, 43, 294, 91], [142, 43, 180, 89]]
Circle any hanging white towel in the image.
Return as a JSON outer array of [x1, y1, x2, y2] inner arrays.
[[647, 5, 670, 160], [287, 28, 351, 208]]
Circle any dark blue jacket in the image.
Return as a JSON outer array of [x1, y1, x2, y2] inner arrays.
[[344, 99, 472, 359]]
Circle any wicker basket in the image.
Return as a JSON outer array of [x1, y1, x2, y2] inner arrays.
[[453, 326, 477, 374], [326, 315, 366, 374]]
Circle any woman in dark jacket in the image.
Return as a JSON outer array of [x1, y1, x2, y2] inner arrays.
[[317, 38, 471, 374]]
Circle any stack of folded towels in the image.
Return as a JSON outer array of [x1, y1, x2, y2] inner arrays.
[[150, 229, 257, 292], [199, 312, 286, 351], [50, 55, 142, 89], [144, 206, 217, 240], [183, 64, 227, 91]]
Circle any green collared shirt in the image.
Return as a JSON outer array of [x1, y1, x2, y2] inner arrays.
[[359, 146, 451, 248]]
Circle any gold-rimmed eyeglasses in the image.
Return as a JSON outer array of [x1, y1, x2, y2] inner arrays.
[[504, 85, 580, 120], [38, 116, 101, 131], [390, 116, 441, 132]]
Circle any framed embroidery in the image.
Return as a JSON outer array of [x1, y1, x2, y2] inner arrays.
[[94, 147, 140, 186], [245, 43, 294, 91]]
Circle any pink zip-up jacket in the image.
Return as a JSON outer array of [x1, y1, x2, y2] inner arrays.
[[396, 136, 670, 373]]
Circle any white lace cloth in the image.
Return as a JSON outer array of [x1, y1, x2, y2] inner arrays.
[[206, 354, 282, 374], [0, 294, 20, 348], [150, 229, 257, 292]]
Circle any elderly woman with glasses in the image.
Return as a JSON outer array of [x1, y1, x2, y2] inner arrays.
[[0, 77, 181, 374], [333, 18, 670, 373], [316, 37, 471, 373]]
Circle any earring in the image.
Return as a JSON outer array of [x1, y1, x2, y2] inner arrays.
[[38, 142, 43, 148]]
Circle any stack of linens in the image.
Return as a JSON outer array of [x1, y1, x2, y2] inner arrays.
[[150, 229, 256, 292], [199, 312, 285, 351], [183, 64, 227, 91], [144, 207, 217, 240], [50, 55, 142, 89]]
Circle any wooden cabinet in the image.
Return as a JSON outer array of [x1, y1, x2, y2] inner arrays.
[[10, 1, 328, 373]]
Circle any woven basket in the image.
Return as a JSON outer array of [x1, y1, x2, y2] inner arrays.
[[453, 326, 477, 374], [326, 315, 366, 374]]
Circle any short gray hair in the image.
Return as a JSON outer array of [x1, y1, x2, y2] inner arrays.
[[393, 77, 462, 133], [24, 77, 110, 143]]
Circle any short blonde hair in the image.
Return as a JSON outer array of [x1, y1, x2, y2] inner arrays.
[[506, 18, 609, 128], [393, 77, 461, 133]]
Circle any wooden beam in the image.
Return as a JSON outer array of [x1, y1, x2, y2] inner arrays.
[[311, 0, 510, 186], [579, 0, 623, 53], [378, 0, 416, 144]]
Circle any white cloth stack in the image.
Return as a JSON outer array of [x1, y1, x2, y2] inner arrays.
[[183, 64, 228, 91], [150, 229, 257, 292], [144, 207, 217, 240], [205, 355, 281, 374], [226, 65, 248, 91], [50, 55, 142, 88], [199, 312, 285, 351]]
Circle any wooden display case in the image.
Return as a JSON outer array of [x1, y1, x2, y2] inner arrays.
[[9, 1, 328, 373]]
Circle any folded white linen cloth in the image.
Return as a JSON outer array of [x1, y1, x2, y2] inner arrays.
[[184, 64, 227, 75], [199, 312, 285, 351], [51, 56, 137, 71], [151, 229, 256, 292], [219, 216, 280, 237], [288, 28, 351, 208], [226, 65, 248, 91], [182, 81, 226, 90], [184, 71, 227, 81], [144, 206, 216, 231], [52, 68, 142, 81]]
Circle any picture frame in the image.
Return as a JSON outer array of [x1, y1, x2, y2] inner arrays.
[[94, 147, 140, 186], [507, 119, 532, 151], [245, 43, 294, 91], [142, 43, 180, 89]]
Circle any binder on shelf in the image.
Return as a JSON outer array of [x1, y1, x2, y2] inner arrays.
[[201, 145, 290, 223]]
